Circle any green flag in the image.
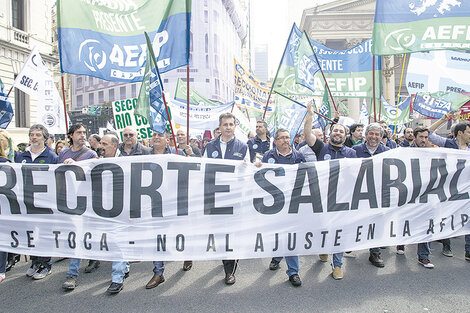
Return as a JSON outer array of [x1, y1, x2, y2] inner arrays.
[[174, 78, 220, 106]]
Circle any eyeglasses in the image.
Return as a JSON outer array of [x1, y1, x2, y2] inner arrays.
[[123, 133, 135, 137], [276, 136, 290, 141]]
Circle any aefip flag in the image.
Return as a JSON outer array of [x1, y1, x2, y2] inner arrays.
[[135, 32, 168, 134], [373, 0, 470, 55], [413, 91, 470, 119], [377, 96, 413, 126], [57, 0, 191, 82]]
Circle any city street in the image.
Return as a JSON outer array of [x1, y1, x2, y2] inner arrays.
[[0, 237, 468, 313]]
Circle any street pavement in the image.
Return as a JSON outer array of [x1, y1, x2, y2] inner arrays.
[[0, 237, 468, 313]]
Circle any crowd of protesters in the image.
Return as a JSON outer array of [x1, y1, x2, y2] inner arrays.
[[0, 107, 469, 292]]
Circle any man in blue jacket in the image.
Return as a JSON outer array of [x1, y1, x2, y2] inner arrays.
[[259, 128, 305, 286], [247, 120, 271, 162], [16, 124, 57, 280], [353, 123, 390, 267], [204, 112, 249, 285], [304, 101, 356, 280], [428, 112, 470, 261]]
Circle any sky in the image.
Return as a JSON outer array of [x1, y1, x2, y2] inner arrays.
[[251, 0, 335, 79]]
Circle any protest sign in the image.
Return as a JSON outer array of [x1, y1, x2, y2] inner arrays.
[[0, 149, 468, 261], [112, 97, 153, 141]]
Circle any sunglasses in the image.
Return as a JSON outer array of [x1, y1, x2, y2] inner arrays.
[[123, 133, 135, 137]]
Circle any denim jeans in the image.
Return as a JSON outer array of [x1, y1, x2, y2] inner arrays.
[[417, 242, 430, 259], [67, 258, 82, 276], [30, 256, 52, 270], [152, 261, 164, 276], [0, 251, 7, 273], [332, 253, 343, 268], [439, 238, 451, 248], [273, 256, 299, 277], [111, 262, 130, 283], [465, 235, 470, 253]]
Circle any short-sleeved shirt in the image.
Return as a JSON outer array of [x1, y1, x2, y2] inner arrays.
[[58, 146, 97, 163]]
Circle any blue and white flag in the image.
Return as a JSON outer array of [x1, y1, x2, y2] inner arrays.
[[58, 0, 191, 82], [0, 92, 13, 129], [135, 33, 168, 134], [359, 99, 369, 127]]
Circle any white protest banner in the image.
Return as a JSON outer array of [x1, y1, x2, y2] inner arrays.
[[13, 47, 66, 134], [406, 50, 470, 95], [112, 97, 153, 141], [0, 148, 469, 262], [167, 98, 234, 131]]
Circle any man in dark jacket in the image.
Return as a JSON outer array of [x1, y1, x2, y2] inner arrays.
[[119, 126, 152, 156], [247, 120, 271, 162], [16, 124, 57, 280], [304, 101, 356, 280], [344, 123, 364, 147], [259, 128, 305, 287], [204, 112, 248, 285], [399, 128, 414, 147], [352, 123, 390, 268]]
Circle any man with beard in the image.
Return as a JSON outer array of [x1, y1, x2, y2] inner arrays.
[[247, 120, 271, 162], [379, 121, 397, 149], [60, 124, 99, 291], [344, 123, 364, 147], [352, 123, 390, 267], [304, 101, 356, 280], [16, 124, 58, 280], [204, 112, 249, 285], [257, 128, 305, 286], [399, 128, 414, 147]]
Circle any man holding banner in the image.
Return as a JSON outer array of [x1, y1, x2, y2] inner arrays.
[[60, 124, 99, 291], [203, 112, 249, 285], [353, 123, 390, 267], [98, 133, 131, 294], [304, 101, 356, 280], [259, 128, 305, 286], [16, 124, 58, 280], [428, 112, 470, 261]]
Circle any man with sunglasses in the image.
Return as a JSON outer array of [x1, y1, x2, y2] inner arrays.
[[119, 126, 152, 156]]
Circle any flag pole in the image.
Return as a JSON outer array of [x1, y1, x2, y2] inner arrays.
[[394, 54, 407, 134], [61, 74, 69, 133], [186, 65, 190, 145], [372, 55, 377, 122], [6, 86, 14, 97], [185, 0, 191, 145], [162, 92, 178, 154], [276, 92, 335, 123], [305, 31, 338, 113]]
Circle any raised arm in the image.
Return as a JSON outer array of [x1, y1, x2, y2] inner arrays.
[[304, 100, 317, 147]]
